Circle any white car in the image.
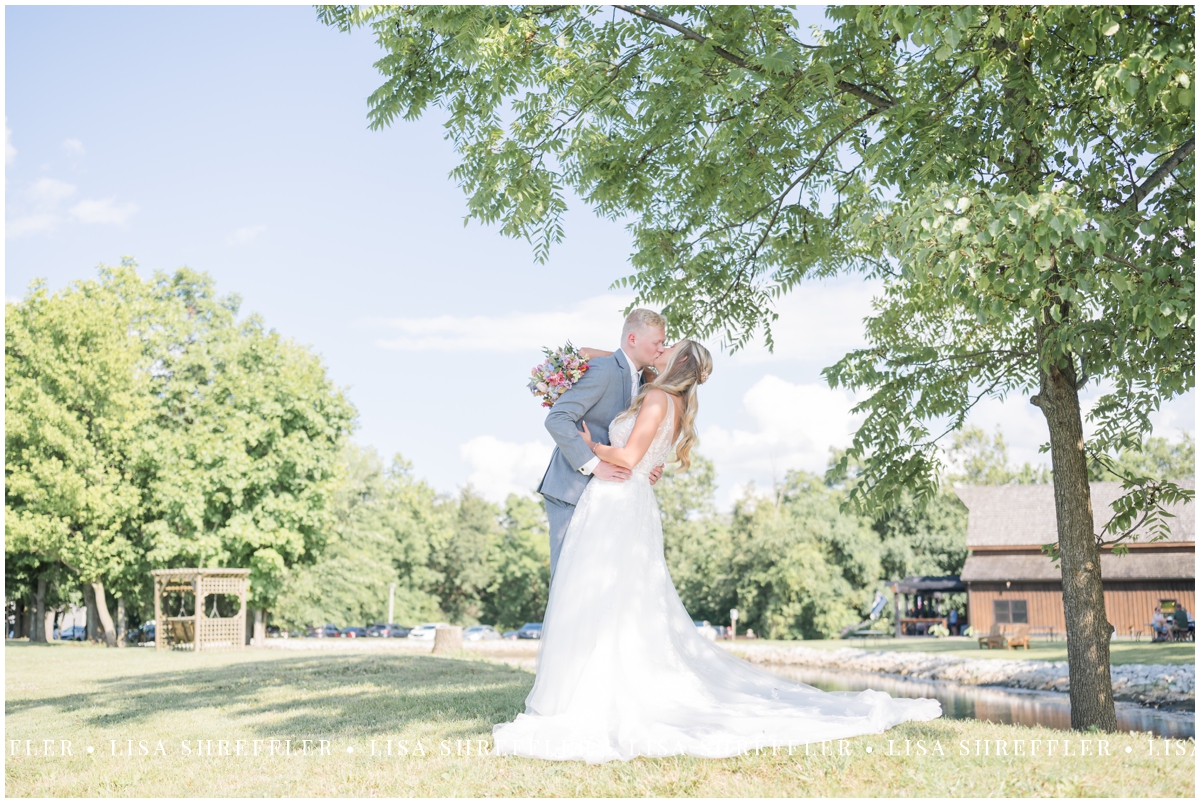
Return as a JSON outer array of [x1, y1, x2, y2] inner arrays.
[[694, 620, 718, 641], [463, 625, 501, 641], [406, 622, 450, 641]]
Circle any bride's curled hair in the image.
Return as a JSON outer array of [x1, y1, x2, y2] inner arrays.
[[615, 339, 712, 471]]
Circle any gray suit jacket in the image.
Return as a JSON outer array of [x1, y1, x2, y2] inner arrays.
[[537, 350, 637, 506]]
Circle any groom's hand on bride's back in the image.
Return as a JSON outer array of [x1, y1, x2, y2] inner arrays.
[[593, 461, 632, 482]]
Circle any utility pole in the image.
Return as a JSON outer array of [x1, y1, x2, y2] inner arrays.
[[388, 583, 396, 624]]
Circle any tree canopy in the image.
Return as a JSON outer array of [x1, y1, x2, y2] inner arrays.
[[5, 263, 356, 636], [324, 3, 1194, 731]]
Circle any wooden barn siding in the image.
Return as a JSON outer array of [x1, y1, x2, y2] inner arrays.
[[967, 581, 1195, 636]]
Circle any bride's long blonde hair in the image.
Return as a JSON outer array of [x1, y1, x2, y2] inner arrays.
[[614, 339, 712, 471]]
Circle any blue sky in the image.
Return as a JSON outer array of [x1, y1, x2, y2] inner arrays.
[[6, 5, 1193, 508]]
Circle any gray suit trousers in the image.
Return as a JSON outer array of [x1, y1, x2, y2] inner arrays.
[[544, 495, 575, 580]]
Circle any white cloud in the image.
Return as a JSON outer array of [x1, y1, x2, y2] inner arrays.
[[62, 138, 85, 158], [70, 197, 138, 225], [728, 277, 884, 365], [29, 177, 77, 205], [5, 119, 15, 165], [6, 214, 60, 238], [460, 435, 553, 503], [229, 224, 267, 245], [701, 375, 860, 505], [374, 293, 637, 353]]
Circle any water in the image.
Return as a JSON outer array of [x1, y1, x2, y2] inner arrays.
[[761, 663, 1195, 740]]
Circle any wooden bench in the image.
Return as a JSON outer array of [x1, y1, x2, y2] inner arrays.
[[978, 623, 1029, 649]]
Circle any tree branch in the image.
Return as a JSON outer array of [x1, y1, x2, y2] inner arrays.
[[1122, 135, 1195, 210], [614, 5, 895, 110]]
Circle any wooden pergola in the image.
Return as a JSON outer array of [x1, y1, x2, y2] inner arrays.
[[151, 568, 250, 652]]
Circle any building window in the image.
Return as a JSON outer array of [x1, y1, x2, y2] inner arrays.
[[994, 599, 1028, 624]]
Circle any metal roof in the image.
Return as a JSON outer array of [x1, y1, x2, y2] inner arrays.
[[953, 481, 1195, 547], [893, 575, 966, 594], [961, 551, 1196, 582]]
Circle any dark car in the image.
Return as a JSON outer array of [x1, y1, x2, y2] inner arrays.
[[339, 626, 368, 639], [503, 622, 542, 640], [307, 623, 339, 638], [125, 622, 155, 646], [61, 624, 88, 642], [367, 623, 410, 638]]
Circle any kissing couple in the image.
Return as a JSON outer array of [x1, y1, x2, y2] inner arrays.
[[492, 309, 942, 763]]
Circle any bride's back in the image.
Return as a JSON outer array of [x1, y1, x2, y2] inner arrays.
[[609, 394, 677, 479]]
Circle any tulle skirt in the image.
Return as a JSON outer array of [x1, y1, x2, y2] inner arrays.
[[492, 476, 942, 763]]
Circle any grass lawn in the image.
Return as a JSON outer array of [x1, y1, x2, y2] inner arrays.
[[734, 637, 1197, 666], [5, 641, 1194, 797]]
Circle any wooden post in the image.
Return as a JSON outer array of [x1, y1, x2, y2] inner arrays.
[[192, 577, 201, 653], [154, 577, 163, 651], [892, 584, 901, 638]]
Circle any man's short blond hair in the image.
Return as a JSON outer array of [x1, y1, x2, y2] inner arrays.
[[622, 308, 667, 339]]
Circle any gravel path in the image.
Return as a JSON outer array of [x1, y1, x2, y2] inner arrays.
[[723, 643, 1195, 707]]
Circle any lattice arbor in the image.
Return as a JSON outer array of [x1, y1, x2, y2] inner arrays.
[[151, 568, 250, 652]]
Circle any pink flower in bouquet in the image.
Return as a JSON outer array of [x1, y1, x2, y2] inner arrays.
[[527, 342, 590, 408]]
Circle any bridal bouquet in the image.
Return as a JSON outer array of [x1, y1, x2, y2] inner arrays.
[[528, 342, 589, 408]]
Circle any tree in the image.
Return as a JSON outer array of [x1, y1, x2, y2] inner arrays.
[[5, 268, 154, 646], [481, 495, 551, 631], [6, 263, 356, 644], [1089, 432, 1194, 482], [273, 445, 443, 630], [427, 487, 500, 624], [137, 268, 356, 634], [731, 471, 883, 639], [326, 4, 1194, 730], [945, 425, 1052, 485]]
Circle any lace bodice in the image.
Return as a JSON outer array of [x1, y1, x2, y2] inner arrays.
[[607, 394, 676, 479]]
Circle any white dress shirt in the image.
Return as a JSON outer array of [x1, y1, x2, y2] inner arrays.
[[579, 348, 639, 475]]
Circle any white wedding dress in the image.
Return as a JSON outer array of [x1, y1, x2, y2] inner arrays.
[[493, 396, 941, 763]]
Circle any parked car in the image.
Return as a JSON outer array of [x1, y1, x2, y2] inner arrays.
[[121, 622, 155, 646], [339, 626, 368, 639], [307, 623, 340, 638], [463, 625, 501, 642], [406, 623, 450, 641], [694, 620, 718, 641], [61, 624, 88, 642], [503, 622, 542, 640], [367, 623, 410, 638], [265, 625, 290, 638]]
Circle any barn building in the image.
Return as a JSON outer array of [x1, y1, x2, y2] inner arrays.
[[955, 482, 1195, 638]]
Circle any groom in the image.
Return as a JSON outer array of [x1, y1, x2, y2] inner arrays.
[[538, 309, 667, 579]]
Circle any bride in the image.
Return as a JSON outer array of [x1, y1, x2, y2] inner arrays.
[[492, 340, 941, 763]]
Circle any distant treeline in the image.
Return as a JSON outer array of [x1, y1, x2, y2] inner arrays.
[[6, 266, 1192, 641]]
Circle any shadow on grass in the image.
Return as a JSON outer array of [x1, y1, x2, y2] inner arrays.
[[5, 648, 533, 740]]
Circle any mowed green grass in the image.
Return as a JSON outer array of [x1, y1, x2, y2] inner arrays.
[[733, 637, 1197, 666], [5, 642, 1194, 797]]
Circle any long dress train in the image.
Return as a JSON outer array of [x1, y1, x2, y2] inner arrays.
[[493, 395, 941, 763]]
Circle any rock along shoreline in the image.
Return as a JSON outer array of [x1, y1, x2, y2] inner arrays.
[[723, 642, 1196, 709]]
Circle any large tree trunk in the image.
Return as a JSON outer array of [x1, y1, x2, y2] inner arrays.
[[84, 583, 99, 642], [90, 582, 118, 648], [31, 578, 47, 643], [43, 602, 57, 642], [1033, 343, 1118, 732], [116, 598, 127, 648], [253, 609, 265, 646], [21, 597, 32, 639]]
